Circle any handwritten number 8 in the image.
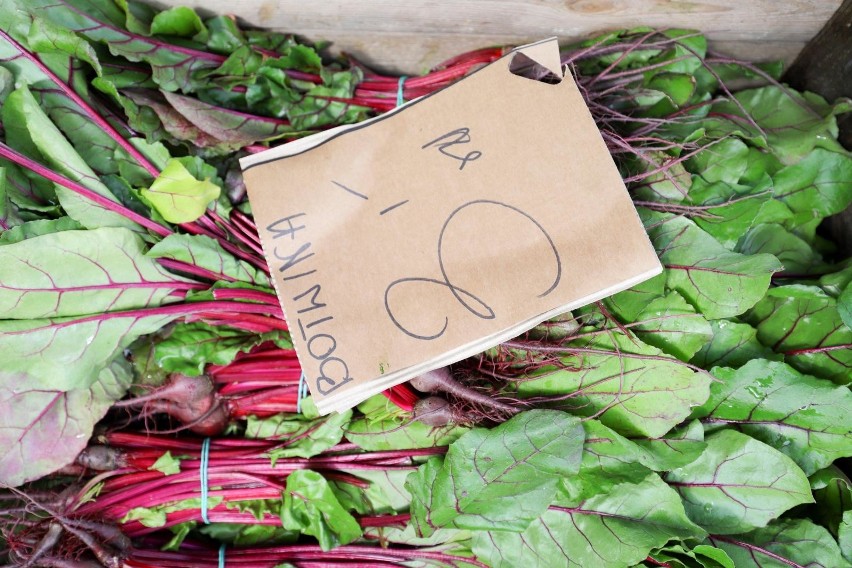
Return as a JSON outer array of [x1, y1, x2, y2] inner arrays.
[[384, 200, 562, 341]]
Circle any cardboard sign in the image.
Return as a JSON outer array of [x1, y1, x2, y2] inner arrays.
[[240, 38, 662, 414]]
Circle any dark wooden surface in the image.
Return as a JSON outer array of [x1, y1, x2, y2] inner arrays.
[[784, 0, 852, 255]]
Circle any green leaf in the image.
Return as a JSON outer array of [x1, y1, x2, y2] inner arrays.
[[703, 87, 851, 164], [147, 233, 266, 285], [0, 310, 177, 391], [406, 410, 584, 536], [687, 176, 784, 251], [472, 473, 706, 568], [643, 211, 782, 318], [840, 283, 852, 331], [25, 17, 101, 74], [347, 394, 467, 451], [773, 149, 852, 228], [0, 166, 23, 230], [632, 420, 708, 471], [149, 450, 181, 475], [631, 291, 713, 361], [690, 320, 780, 369], [162, 90, 295, 148], [154, 321, 286, 376], [25, 0, 221, 92], [517, 332, 710, 438], [604, 272, 666, 321], [651, 543, 734, 568], [709, 519, 850, 568], [0, 217, 82, 244], [280, 469, 361, 550], [2, 84, 139, 230], [0, 359, 131, 486], [810, 465, 851, 537], [736, 222, 824, 274], [582, 419, 705, 475], [244, 410, 351, 460], [745, 285, 852, 384], [666, 429, 813, 534], [692, 360, 852, 475], [841, 511, 852, 564], [199, 523, 297, 547], [150, 6, 207, 39], [140, 158, 220, 223], [687, 138, 750, 185], [0, 228, 190, 319], [122, 495, 224, 528]]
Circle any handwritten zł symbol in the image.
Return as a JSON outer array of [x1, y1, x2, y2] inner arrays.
[[384, 200, 562, 340], [422, 128, 482, 170]]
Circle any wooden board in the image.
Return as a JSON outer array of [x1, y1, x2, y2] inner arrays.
[[153, 0, 839, 73]]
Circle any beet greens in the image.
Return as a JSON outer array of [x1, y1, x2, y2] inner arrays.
[[0, 1, 851, 567]]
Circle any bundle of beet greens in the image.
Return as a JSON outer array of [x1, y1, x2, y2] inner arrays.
[[1, 1, 851, 567]]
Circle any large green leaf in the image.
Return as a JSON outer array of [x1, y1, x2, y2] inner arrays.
[[709, 519, 850, 568], [666, 430, 813, 534], [692, 360, 852, 475], [745, 285, 852, 384], [472, 473, 706, 568], [406, 410, 584, 536], [517, 332, 710, 438], [0, 359, 131, 486], [643, 211, 782, 319], [0, 227, 190, 318]]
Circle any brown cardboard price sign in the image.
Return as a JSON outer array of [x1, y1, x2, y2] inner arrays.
[[240, 38, 661, 414]]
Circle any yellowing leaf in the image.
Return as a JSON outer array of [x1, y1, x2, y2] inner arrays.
[[141, 158, 220, 223]]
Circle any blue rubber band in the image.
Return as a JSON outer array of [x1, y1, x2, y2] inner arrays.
[[396, 75, 407, 107], [296, 371, 307, 414], [218, 542, 226, 568], [200, 437, 211, 524]]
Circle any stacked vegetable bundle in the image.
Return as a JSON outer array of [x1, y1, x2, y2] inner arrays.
[[0, 1, 850, 567]]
